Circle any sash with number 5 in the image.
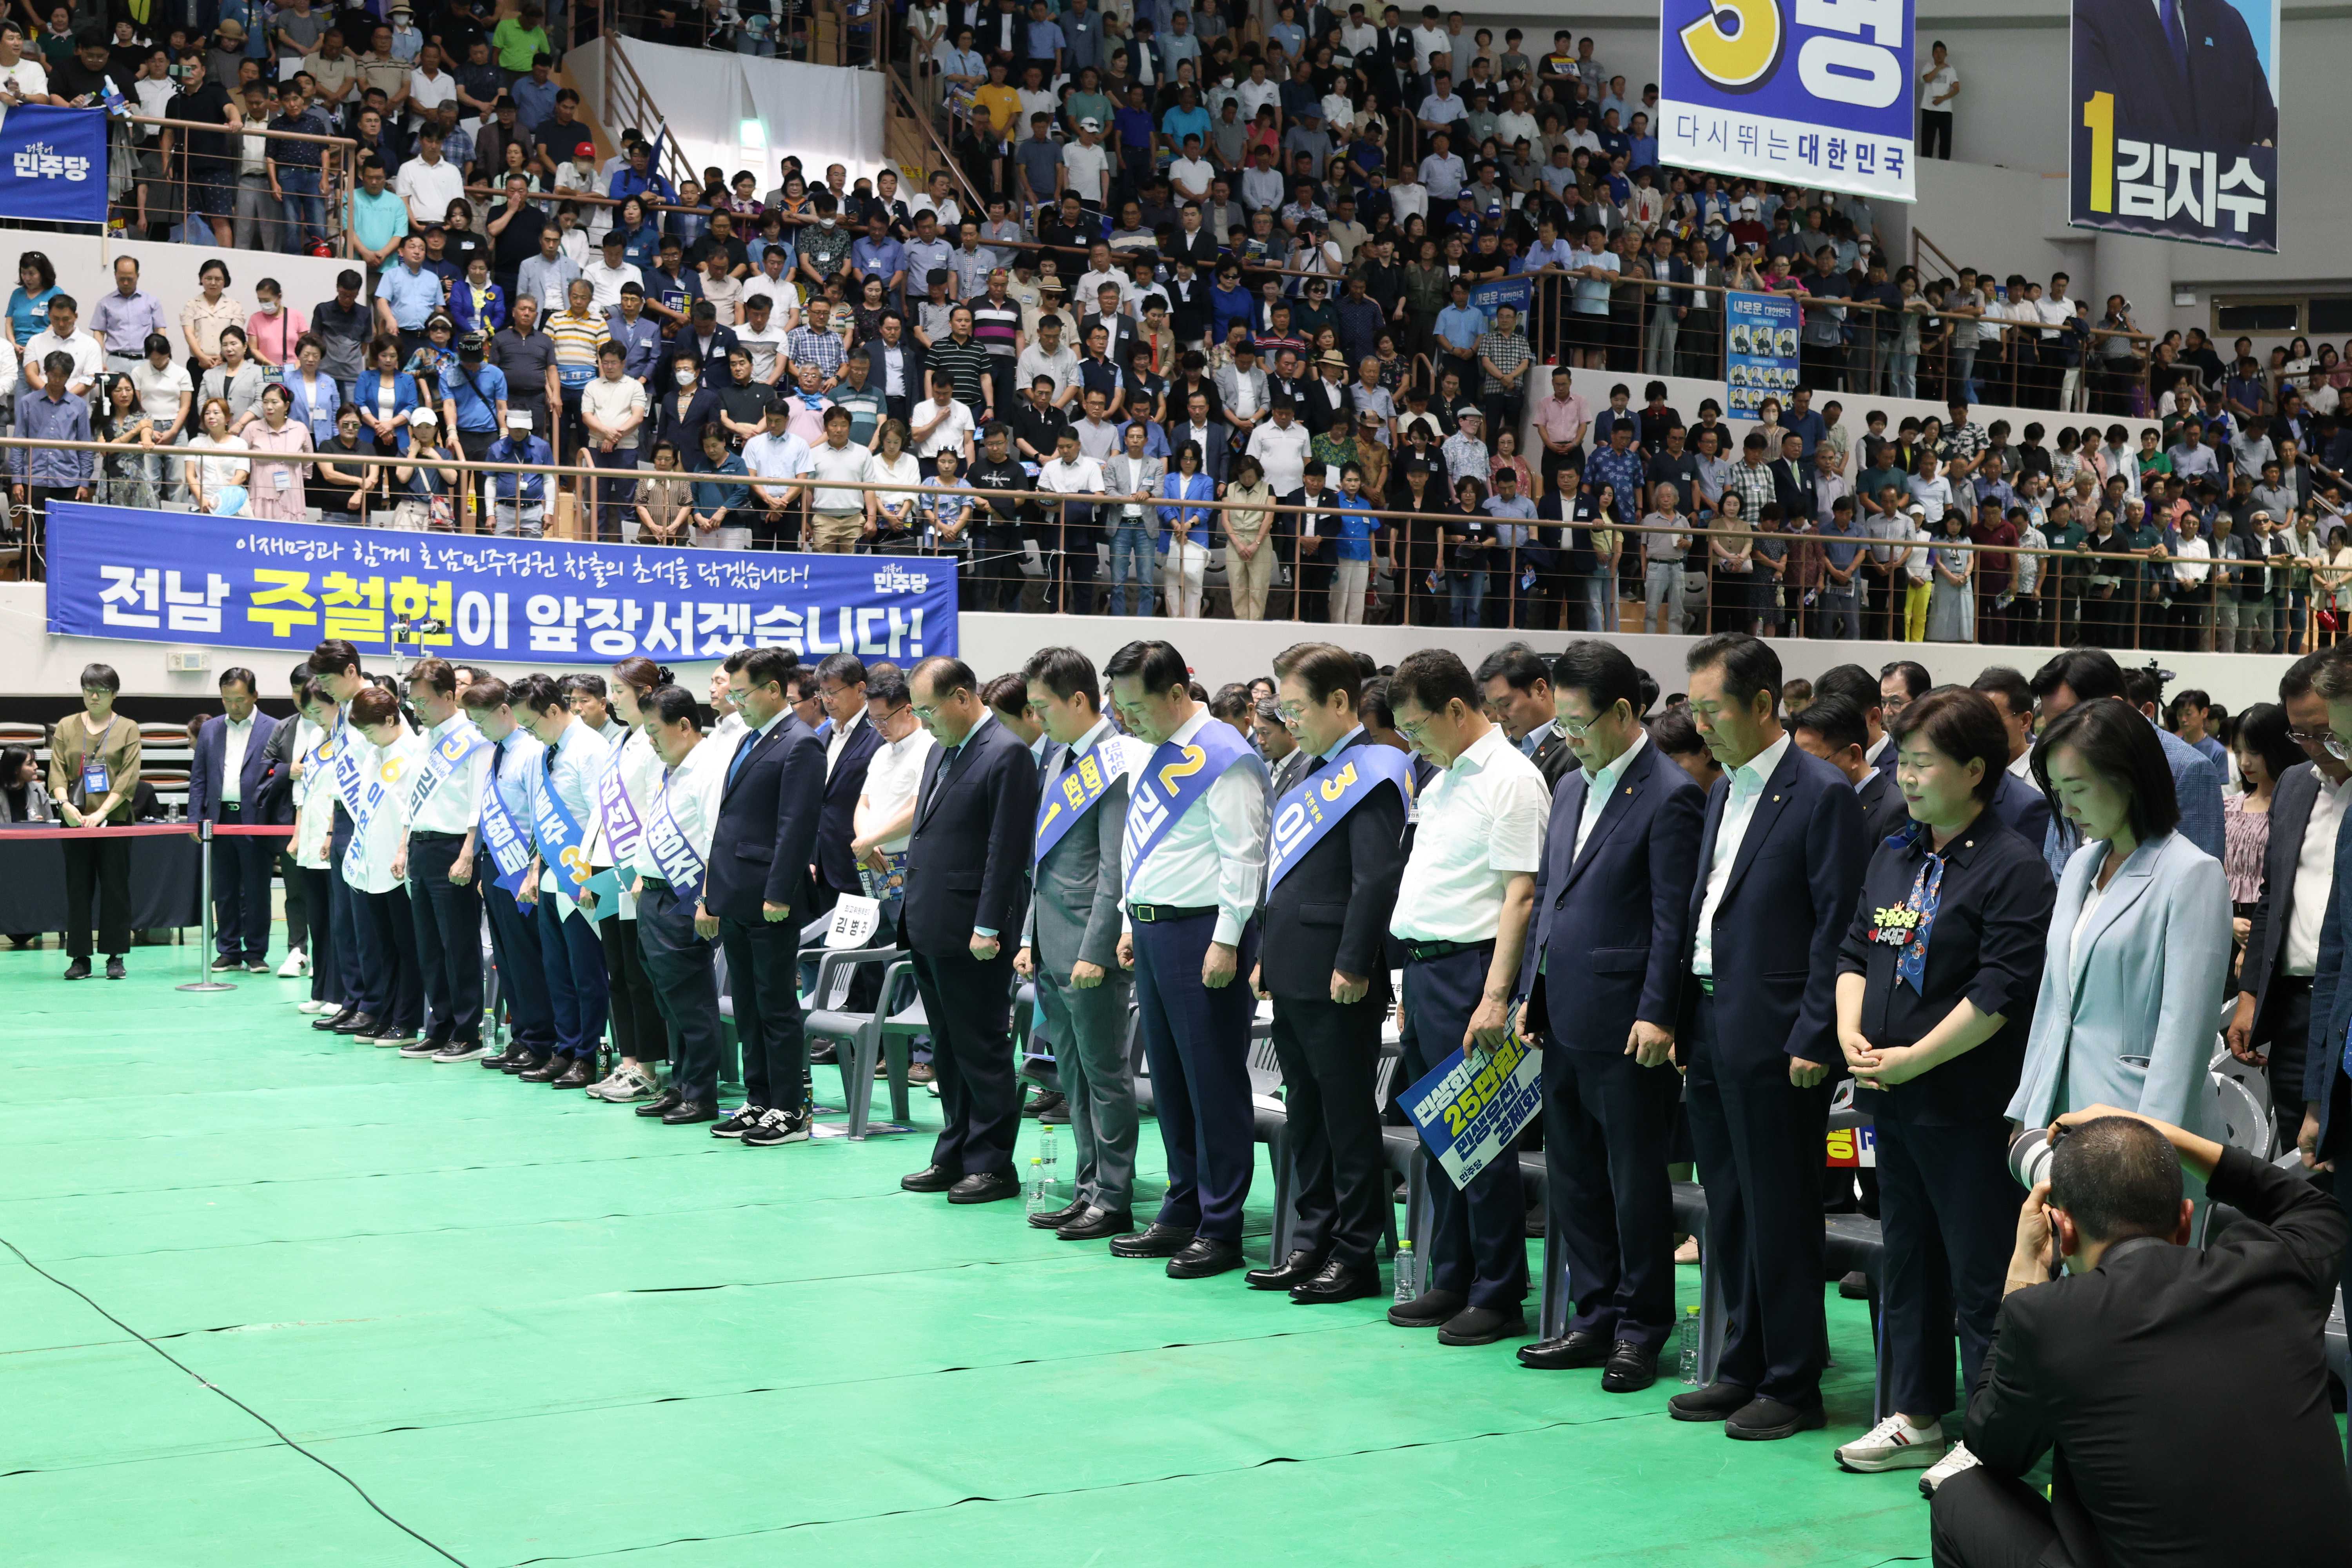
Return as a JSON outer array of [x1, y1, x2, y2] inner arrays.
[[531, 766, 595, 909], [1122, 720, 1259, 874], [1034, 733, 1139, 864], [1266, 741, 1416, 889], [476, 762, 535, 895]]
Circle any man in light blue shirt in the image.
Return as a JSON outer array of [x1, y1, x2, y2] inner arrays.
[[518, 675, 617, 1086], [1812, 499, 1865, 639], [373, 235, 446, 351], [1433, 280, 1485, 383], [851, 213, 907, 304], [467, 686, 557, 1070], [1415, 71, 1466, 136]]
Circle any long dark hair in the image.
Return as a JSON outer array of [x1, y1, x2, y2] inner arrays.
[[2031, 698, 2180, 843]]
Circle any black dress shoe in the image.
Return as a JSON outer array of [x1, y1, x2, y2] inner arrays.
[[1517, 1329, 1613, 1370], [660, 1097, 718, 1125], [517, 1056, 566, 1082], [1027, 1197, 1090, 1231], [1022, 1089, 1066, 1119], [635, 1088, 684, 1118], [1667, 1381, 1754, 1422], [1108, 1221, 1196, 1258], [809, 1042, 839, 1064], [1243, 1249, 1327, 1291], [1387, 1287, 1467, 1328], [1289, 1259, 1381, 1304], [1055, 1206, 1133, 1241], [1838, 1269, 1871, 1301], [1165, 1237, 1245, 1279], [1601, 1340, 1659, 1393], [900, 1163, 956, 1192], [483, 1045, 531, 1070], [551, 1058, 596, 1089], [62, 957, 91, 980], [1437, 1305, 1527, 1345], [104, 956, 125, 980], [331, 1012, 379, 1036], [311, 1006, 356, 1031], [501, 1052, 547, 1075], [1524, 1204, 1546, 1238], [1725, 1396, 1826, 1441], [947, 1171, 1021, 1204]]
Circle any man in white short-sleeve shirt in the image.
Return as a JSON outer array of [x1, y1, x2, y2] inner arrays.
[[1385, 647, 1549, 1345]]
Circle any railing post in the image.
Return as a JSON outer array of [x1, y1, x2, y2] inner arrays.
[[178, 820, 235, 993]]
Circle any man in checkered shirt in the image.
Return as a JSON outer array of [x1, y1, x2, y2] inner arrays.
[[786, 301, 848, 391], [1474, 303, 1534, 440]]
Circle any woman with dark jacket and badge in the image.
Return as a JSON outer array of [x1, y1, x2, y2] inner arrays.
[[1829, 686, 2056, 1482]]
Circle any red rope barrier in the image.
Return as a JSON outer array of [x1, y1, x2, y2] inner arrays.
[[0, 824, 294, 840]]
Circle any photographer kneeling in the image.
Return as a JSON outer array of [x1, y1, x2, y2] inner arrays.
[[1932, 1106, 2351, 1566]]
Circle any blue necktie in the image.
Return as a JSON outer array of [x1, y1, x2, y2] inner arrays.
[[2158, 0, 2191, 79], [728, 727, 758, 787]]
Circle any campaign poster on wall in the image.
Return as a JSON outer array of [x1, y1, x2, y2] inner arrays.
[[1656, 0, 1917, 203], [1723, 291, 1801, 416], [2069, 0, 2279, 251]]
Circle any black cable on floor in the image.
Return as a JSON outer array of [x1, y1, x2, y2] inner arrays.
[[0, 1231, 469, 1567]]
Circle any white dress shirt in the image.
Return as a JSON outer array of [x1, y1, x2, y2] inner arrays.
[[1121, 706, 1268, 945], [628, 729, 739, 880], [585, 728, 662, 918], [862, 724, 937, 855], [292, 717, 334, 868], [1575, 730, 1647, 859], [2284, 769, 2350, 976], [218, 713, 256, 805], [2007, 748, 2034, 780], [531, 716, 616, 911], [348, 730, 428, 895], [1692, 731, 1792, 978], [1392, 724, 1548, 944], [406, 711, 493, 836], [1864, 732, 1891, 772], [824, 708, 867, 779]]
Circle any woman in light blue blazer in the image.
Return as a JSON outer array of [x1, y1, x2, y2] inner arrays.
[[2011, 698, 2232, 1150]]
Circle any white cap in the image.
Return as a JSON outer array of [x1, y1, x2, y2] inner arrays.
[[409, 407, 437, 427], [1078, 116, 1102, 132], [1456, 405, 1483, 420], [505, 410, 532, 429]]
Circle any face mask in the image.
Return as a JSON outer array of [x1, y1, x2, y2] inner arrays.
[[818, 216, 837, 228], [260, 301, 280, 315], [676, 368, 696, 386]]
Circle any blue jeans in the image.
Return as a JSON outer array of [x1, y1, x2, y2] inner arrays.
[[1448, 569, 1485, 626], [1108, 518, 1157, 615], [1891, 351, 1918, 399], [277, 165, 325, 252]]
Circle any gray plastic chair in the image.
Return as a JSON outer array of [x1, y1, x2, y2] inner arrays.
[[801, 946, 912, 1137]]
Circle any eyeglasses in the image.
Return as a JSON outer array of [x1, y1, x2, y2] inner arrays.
[[2290, 728, 2350, 761]]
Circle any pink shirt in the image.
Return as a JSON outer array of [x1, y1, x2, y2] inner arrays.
[[245, 305, 309, 367], [244, 418, 312, 520], [1532, 392, 1589, 449]]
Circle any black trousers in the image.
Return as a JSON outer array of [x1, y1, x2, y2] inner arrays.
[[911, 944, 1020, 1178], [1401, 944, 1528, 1310], [405, 833, 484, 1045], [2260, 975, 2312, 1152], [601, 912, 666, 1062], [1541, 1043, 1683, 1353], [1048, 501, 1099, 614], [1929, 1466, 2076, 1568], [328, 810, 365, 1004], [720, 915, 805, 1112], [278, 846, 309, 953], [638, 881, 722, 1100], [210, 802, 273, 962], [1131, 912, 1263, 1242], [301, 866, 341, 1005], [1874, 1105, 2014, 1420], [1919, 109, 1954, 160], [1684, 991, 1834, 1405], [62, 833, 130, 959], [485, 880, 557, 1056], [1270, 991, 1388, 1270], [352, 883, 424, 1033]]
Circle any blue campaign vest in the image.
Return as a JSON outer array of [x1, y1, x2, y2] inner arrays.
[[1267, 741, 1416, 890], [1034, 733, 1139, 864], [1123, 720, 1257, 874], [477, 755, 535, 895]]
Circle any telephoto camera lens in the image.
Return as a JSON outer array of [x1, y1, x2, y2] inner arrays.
[[2009, 1125, 2059, 1189]]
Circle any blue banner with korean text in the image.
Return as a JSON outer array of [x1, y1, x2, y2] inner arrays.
[[1723, 291, 1800, 417], [2069, 0, 2278, 252], [1466, 275, 1534, 329], [0, 104, 107, 224], [1657, 0, 1916, 203], [42, 503, 958, 666], [1397, 1033, 1544, 1189]]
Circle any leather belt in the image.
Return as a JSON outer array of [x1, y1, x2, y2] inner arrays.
[[411, 829, 466, 842], [1403, 938, 1494, 963], [637, 876, 671, 893], [1127, 902, 1216, 924]]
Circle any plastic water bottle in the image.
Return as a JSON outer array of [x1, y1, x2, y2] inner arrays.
[[1038, 1121, 1060, 1199], [1677, 1306, 1701, 1385], [1393, 1240, 1417, 1303], [1023, 1156, 1046, 1216]]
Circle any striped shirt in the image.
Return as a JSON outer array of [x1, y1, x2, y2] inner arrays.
[[967, 296, 1022, 359], [926, 334, 994, 410], [544, 309, 610, 384]]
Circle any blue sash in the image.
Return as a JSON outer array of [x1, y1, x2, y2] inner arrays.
[[329, 725, 366, 818], [478, 764, 535, 895], [580, 743, 648, 909], [533, 767, 595, 904], [407, 725, 486, 822], [643, 773, 707, 900], [341, 744, 410, 883], [1035, 733, 1138, 864], [1123, 720, 1258, 874], [1267, 742, 1416, 889]]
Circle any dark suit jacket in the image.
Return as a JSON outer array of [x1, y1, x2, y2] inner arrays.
[[855, 333, 927, 399], [1856, 766, 1910, 846], [815, 713, 883, 893], [186, 712, 281, 825], [1680, 739, 1867, 1066], [704, 713, 826, 921], [1167, 417, 1232, 483], [1990, 766, 2053, 853], [2242, 761, 2321, 1034], [1769, 455, 1817, 523], [658, 326, 744, 390], [1965, 1148, 2350, 1564], [2073, 0, 2279, 149], [1519, 739, 1703, 1052], [903, 712, 1038, 956], [1261, 731, 1408, 1000], [1526, 728, 1575, 790], [2306, 769, 2352, 1138]]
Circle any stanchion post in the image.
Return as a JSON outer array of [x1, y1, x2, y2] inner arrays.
[[176, 819, 236, 993]]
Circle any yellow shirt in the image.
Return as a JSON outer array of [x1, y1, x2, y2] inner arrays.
[[974, 82, 1023, 139]]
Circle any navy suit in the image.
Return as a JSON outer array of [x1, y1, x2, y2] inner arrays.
[[706, 712, 826, 1111], [814, 714, 883, 905], [2301, 777, 2352, 1386], [1989, 766, 2051, 851], [2073, 0, 2278, 150], [1856, 765, 1911, 845], [1517, 739, 1702, 1352], [904, 713, 1039, 1176], [187, 712, 281, 964], [1679, 738, 1867, 1408]]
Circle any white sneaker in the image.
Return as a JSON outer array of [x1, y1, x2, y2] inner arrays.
[[582, 1066, 626, 1100], [1918, 1441, 1981, 1497], [298, 999, 334, 1014], [1835, 1414, 1946, 1473], [277, 948, 309, 978]]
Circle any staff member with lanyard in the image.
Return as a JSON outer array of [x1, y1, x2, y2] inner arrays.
[[581, 657, 673, 1105], [460, 678, 561, 1075], [1831, 688, 2055, 1484], [1385, 647, 1551, 1345], [627, 684, 741, 1127], [396, 659, 492, 1063], [47, 662, 139, 981]]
